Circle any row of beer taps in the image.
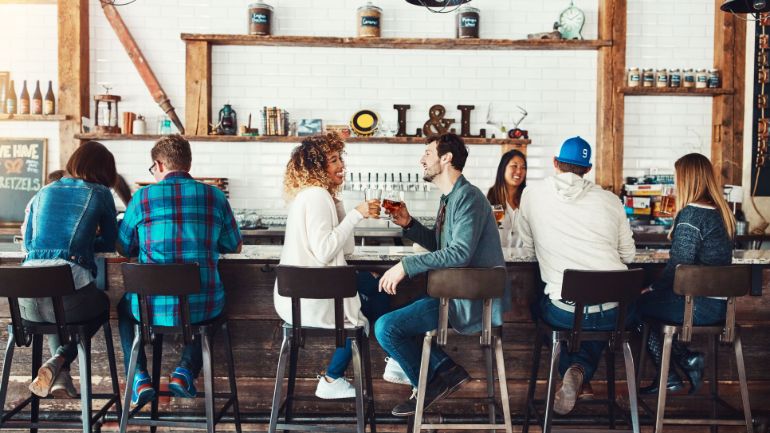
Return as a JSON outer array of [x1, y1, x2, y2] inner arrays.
[[343, 172, 432, 192]]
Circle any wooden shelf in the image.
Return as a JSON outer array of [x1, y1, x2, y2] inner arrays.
[[619, 87, 734, 96], [181, 34, 612, 51], [75, 133, 529, 146], [0, 114, 68, 121]]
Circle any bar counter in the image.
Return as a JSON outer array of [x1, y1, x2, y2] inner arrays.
[[0, 246, 769, 426]]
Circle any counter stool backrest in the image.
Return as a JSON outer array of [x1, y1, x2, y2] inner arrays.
[[673, 264, 751, 343], [561, 268, 645, 351], [0, 264, 75, 347], [275, 265, 357, 348], [120, 262, 201, 345], [426, 267, 507, 347]]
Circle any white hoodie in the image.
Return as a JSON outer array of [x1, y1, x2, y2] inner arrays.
[[517, 172, 636, 301]]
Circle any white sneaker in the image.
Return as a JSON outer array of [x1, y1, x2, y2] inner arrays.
[[383, 357, 411, 386], [315, 375, 356, 399], [50, 369, 79, 399], [29, 356, 64, 397]]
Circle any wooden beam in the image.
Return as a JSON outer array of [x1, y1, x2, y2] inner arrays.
[[57, 0, 89, 168], [185, 40, 211, 136], [0, 0, 56, 3], [712, 0, 746, 186], [595, 0, 627, 193]]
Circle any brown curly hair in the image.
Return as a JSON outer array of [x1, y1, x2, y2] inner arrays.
[[283, 132, 346, 201]]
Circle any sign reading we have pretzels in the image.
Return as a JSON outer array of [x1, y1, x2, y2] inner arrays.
[[0, 138, 46, 225]]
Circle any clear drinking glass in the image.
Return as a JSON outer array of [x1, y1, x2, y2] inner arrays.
[[492, 204, 505, 228], [382, 190, 405, 219], [365, 188, 382, 219]]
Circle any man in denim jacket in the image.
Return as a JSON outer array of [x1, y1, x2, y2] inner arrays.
[[376, 133, 510, 416]]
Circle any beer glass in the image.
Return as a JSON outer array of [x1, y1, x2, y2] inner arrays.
[[365, 188, 382, 218], [382, 190, 405, 219], [492, 204, 505, 228]]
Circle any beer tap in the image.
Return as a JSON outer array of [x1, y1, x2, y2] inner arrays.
[[367, 172, 372, 191], [357, 172, 363, 192], [375, 173, 379, 191], [398, 173, 403, 191]]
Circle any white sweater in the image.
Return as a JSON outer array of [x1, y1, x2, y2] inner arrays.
[[498, 203, 523, 249], [517, 173, 636, 301], [274, 186, 367, 329]]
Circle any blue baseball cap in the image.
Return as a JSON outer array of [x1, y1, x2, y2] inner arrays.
[[555, 136, 592, 168]]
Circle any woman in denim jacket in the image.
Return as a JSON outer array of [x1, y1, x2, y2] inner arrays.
[[20, 141, 119, 398]]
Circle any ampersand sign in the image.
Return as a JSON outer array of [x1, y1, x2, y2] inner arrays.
[[423, 105, 454, 137], [4, 159, 23, 174]]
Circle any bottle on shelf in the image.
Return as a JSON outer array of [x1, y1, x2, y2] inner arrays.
[[43, 81, 55, 115], [31, 80, 43, 115], [19, 80, 30, 114], [5, 80, 17, 114]]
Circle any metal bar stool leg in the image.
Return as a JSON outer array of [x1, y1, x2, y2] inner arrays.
[[149, 334, 164, 433], [654, 328, 675, 433], [222, 322, 242, 433], [636, 324, 650, 391], [201, 332, 216, 433], [522, 330, 544, 433], [494, 336, 513, 433], [484, 344, 496, 424], [119, 330, 142, 433], [711, 335, 719, 433], [103, 323, 122, 416], [31, 334, 43, 433], [351, 337, 365, 433], [543, 336, 561, 433], [77, 336, 94, 433], [622, 340, 641, 433], [268, 331, 291, 433], [606, 347, 616, 429], [733, 333, 753, 433], [285, 335, 300, 422], [412, 333, 434, 433], [360, 332, 377, 433], [0, 325, 16, 423]]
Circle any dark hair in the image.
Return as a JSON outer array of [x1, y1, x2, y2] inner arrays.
[[113, 174, 132, 206], [46, 169, 66, 185], [65, 141, 117, 187], [427, 133, 468, 171], [487, 149, 527, 208], [556, 160, 590, 176], [151, 134, 192, 171]]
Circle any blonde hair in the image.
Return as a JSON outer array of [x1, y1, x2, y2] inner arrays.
[[674, 153, 735, 238], [283, 132, 345, 201]]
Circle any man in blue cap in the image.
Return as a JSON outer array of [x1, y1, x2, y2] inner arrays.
[[517, 136, 636, 415]]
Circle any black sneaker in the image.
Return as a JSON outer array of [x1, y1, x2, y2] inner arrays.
[[391, 366, 470, 417]]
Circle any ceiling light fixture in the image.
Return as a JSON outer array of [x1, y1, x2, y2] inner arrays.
[[721, 0, 770, 19], [405, 0, 471, 14]]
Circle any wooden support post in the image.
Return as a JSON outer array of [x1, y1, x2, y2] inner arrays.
[[185, 41, 212, 136], [58, 0, 89, 168], [596, 0, 626, 193], [712, 0, 746, 186]]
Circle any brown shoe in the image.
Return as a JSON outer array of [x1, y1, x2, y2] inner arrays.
[[554, 365, 584, 415], [29, 356, 64, 398]]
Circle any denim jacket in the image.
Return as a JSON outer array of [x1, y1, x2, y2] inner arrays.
[[401, 175, 511, 334], [23, 177, 118, 275]]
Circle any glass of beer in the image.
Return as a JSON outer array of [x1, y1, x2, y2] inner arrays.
[[365, 188, 382, 218], [492, 204, 505, 228], [382, 190, 405, 219], [659, 186, 676, 217]]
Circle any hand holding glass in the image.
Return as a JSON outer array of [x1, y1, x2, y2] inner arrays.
[[492, 204, 505, 228], [365, 189, 382, 219]]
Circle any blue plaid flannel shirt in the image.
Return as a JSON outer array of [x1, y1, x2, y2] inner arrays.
[[118, 172, 242, 326]]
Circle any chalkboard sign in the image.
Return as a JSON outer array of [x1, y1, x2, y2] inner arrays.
[[0, 138, 46, 225]]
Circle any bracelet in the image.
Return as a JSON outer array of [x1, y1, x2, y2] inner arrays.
[[404, 217, 415, 230]]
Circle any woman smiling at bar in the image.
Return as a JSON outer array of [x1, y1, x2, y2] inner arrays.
[[274, 133, 404, 399], [486, 149, 527, 248]]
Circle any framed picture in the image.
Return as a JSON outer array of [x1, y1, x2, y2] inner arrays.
[[0, 72, 9, 111], [297, 118, 323, 136], [0, 137, 47, 226]]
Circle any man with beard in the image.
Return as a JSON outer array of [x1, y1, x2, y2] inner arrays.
[[375, 133, 510, 416]]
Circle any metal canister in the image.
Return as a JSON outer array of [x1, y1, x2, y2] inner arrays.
[[684, 68, 696, 88], [708, 69, 721, 88], [696, 69, 709, 88], [357, 2, 382, 38], [248, 3, 273, 36], [669, 68, 682, 88], [627, 67, 641, 87], [455, 6, 480, 39], [655, 69, 669, 88], [642, 68, 655, 87]]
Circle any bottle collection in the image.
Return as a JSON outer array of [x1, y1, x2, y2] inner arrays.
[[2, 79, 56, 115], [627, 67, 721, 89]]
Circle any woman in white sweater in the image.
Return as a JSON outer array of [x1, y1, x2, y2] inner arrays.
[[486, 149, 527, 248], [275, 133, 405, 399]]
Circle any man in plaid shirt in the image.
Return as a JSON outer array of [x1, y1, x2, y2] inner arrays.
[[117, 135, 242, 407]]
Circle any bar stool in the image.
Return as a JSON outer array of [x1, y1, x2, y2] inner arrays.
[[0, 265, 121, 433], [636, 264, 753, 433], [523, 268, 644, 433], [410, 267, 513, 433], [119, 263, 241, 433], [269, 265, 376, 433]]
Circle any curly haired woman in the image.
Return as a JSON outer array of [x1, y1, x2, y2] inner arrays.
[[274, 133, 406, 399]]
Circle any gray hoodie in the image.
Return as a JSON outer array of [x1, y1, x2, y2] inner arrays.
[[517, 172, 636, 301]]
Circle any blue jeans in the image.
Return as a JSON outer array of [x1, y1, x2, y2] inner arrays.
[[374, 295, 452, 387], [117, 296, 203, 378], [637, 289, 726, 326], [538, 297, 636, 382], [326, 272, 391, 379]]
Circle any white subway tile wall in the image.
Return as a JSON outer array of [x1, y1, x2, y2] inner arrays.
[[0, 0, 715, 214]]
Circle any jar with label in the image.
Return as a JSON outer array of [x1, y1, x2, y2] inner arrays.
[[248, 3, 273, 36], [627, 67, 641, 87], [642, 69, 655, 87], [684, 69, 696, 88], [708, 69, 721, 88], [669, 68, 682, 88], [696, 69, 708, 88], [455, 6, 480, 39], [655, 69, 669, 88], [133, 115, 146, 135], [357, 2, 381, 37]]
